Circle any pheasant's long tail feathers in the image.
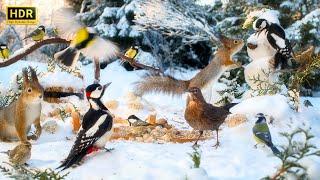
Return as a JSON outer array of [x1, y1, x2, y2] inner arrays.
[[54, 47, 79, 67], [134, 74, 189, 96]]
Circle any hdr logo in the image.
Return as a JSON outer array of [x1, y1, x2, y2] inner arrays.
[[6, 6, 38, 25]]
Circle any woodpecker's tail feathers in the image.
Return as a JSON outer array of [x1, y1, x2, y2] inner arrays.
[[57, 150, 87, 171], [54, 47, 80, 67], [134, 74, 189, 96]]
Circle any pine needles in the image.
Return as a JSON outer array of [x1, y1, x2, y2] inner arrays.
[[264, 129, 320, 180], [188, 147, 201, 168], [0, 162, 69, 180]]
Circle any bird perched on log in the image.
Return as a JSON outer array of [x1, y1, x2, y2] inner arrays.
[[253, 18, 293, 69], [0, 44, 9, 59], [127, 115, 150, 127], [57, 83, 113, 170], [252, 113, 280, 156], [52, 8, 118, 67], [184, 87, 236, 147], [1, 141, 32, 166], [23, 25, 46, 42]]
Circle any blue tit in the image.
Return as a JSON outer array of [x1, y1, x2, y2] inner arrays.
[[124, 46, 139, 60], [23, 25, 45, 41], [252, 113, 280, 155], [0, 44, 9, 59], [53, 8, 118, 67]]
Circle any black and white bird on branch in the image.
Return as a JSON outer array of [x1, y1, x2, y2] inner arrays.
[[253, 18, 294, 70], [57, 82, 113, 171]]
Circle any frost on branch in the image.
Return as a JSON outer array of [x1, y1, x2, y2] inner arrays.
[[134, 0, 220, 44]]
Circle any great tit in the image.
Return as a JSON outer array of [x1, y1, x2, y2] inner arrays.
[[0, 44, 9, 59], [23, 25, 46, 41], [252, 113, 280, 155], [124, 46, 139, 60], [53, 8, 118, 67]]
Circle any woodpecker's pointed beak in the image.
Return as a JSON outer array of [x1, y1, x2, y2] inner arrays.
[[103, 82, 112, 90]]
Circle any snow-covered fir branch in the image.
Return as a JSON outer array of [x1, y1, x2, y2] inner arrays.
[[134, 0, 220, 44]]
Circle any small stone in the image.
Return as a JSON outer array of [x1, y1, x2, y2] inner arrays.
[[146, 114, 157, 125], [156, 118, 167, 125]]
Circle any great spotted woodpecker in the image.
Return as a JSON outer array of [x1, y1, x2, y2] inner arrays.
[[57, 82, 113, 170], [253, 18, 293, 69]]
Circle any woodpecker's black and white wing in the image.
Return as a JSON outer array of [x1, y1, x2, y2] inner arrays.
[[266, 23, 286, 50], [58, 110, 113, 170]]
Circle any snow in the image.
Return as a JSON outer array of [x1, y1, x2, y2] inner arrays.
[[0, 60, 320, 179], [39, 72, 84, 90]]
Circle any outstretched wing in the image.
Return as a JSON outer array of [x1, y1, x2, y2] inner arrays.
[[58, 112, 113, 170]]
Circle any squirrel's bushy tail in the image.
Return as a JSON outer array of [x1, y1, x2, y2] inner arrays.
[[134, 74, 189, 96]]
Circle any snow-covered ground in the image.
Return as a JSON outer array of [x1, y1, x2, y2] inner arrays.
[[0, 60, 320, 179]]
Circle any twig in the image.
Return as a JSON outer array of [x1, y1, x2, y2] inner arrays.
[[117, 53, 163, 73], [94, 57, 100, 83], [0, 38, 70, 68]]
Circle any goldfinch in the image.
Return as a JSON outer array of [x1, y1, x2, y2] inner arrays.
[[124, 46, 139, 60], [0, 44, 9, 59], [53, 8, 118, 67], [23, 25, 46, 41], [252, 113, 280, 155]]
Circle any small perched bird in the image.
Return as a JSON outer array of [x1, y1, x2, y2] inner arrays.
[[253, 18, 293, 69], [53, 8, 118, 67], [23, 25, 46, 41], [124, 46, 139, 60], [3, 142, 32, 166], [185, 87, 236, 147], [57, 83, 113, 170], [252, 113, 280, 155], [127, 115, 150, 127], [0, 44, 9, 59]]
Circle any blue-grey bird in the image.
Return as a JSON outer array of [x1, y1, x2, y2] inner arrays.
[[252, 113, 280, 155]]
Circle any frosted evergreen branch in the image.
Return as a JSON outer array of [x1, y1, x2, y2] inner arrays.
[[134, 0, 220, 44]]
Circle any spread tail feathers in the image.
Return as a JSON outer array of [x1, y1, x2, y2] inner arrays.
[[54, 47, 79, 67], [134, 74, 189, 96]]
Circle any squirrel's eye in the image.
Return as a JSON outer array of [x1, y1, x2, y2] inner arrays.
[[27, 88, 32, 93], [234, 40, 238, 44]]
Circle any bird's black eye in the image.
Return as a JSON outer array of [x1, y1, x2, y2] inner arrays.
[[98, 86, 102, 90], [27, 88, 32, 93], [234, 40, 238, 44]]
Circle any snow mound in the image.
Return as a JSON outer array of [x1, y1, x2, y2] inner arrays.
[[230, 94, 293, 120], [40, 72, 84, 89]]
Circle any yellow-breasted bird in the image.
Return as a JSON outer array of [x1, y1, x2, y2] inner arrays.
[[124, 46, 139, 60], [252, 113, 280, 155], [23, 25, 46, 41], [53, 8, 118, 67], [0, 44, 9, 59]]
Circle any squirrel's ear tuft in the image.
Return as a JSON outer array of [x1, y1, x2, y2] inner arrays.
[[29, 66, 38, 82], [22, 68, 29, 85]]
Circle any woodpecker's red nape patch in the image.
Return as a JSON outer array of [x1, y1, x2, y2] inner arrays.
[[86, 146, 100, 154], [86, 91, 91, 98]]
